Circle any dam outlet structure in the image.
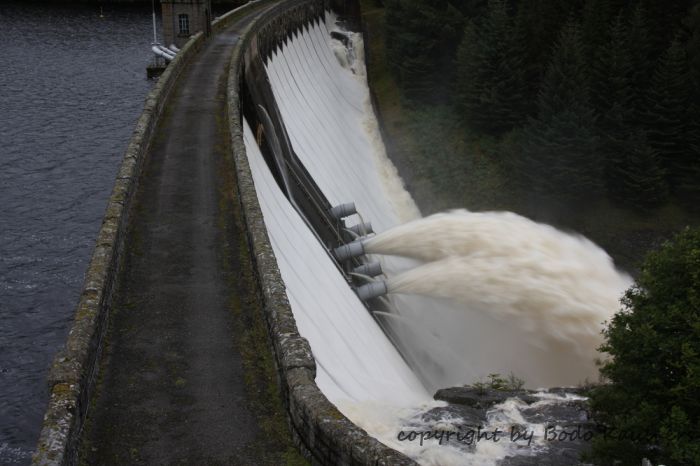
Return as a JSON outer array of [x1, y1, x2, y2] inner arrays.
[[236, 4, 632, 464]]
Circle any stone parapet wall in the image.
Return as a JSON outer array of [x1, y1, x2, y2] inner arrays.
[[225, 2, 418, 464], [31, 3, 264, 465]]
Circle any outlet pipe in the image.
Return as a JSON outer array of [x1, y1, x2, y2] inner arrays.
[[333, 239, 365, 262], [356, 281, 388, 301], [151, 45, 174, 61], [329, 202, 356, 220], [157, 44, 178, 56], [353, 262, 382, 277], [348, 221, 373, 236]]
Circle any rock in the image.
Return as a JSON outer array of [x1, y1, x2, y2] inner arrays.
[[434, 387, 539, 409], [419, 403, 486, 427], [432, 386, 596, 464], [500, 442, 592, 466], [520, 399, 592, 425]]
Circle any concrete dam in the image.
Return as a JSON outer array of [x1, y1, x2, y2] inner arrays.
[[33, 1, 631, 465]]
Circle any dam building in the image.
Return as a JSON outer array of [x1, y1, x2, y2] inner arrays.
[[161, 0, 212, 48]]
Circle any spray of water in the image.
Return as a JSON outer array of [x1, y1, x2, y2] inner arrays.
[[364, 210, 633, 386]]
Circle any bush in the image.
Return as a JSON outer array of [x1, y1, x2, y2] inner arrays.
[[588, 227, 700, 466]]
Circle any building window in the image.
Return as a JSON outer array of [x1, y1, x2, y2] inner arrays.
[[178, 14, 190, 36]]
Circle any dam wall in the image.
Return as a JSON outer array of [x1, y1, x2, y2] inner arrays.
[[34, 0, 417, 465], [32, 3, 272, 464], [226, 1, 420, 464]]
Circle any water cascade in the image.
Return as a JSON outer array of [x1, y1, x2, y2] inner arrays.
[[243, 11, 632, 465], [363, 210, 633, 385]]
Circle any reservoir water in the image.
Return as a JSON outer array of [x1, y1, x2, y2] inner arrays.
[[0, 2, 154, 462]]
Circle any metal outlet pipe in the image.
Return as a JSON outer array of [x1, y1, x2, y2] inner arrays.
[[356, 281, 388, 301], [353, 262, 382, 277], [329, 202, 357, 220], [348, 221, 373, 236], [333, 240, 365, 261]]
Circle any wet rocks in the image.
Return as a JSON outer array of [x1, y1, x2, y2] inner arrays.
[[433, 386, 596, 465], [434, 387, 540, 409], [419, 403, 487, 428]]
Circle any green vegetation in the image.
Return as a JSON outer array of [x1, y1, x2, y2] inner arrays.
[[362, 0, 700, 272], [515, 17, 603, 200], [471, 372, 526, 394], [587, 228, 700, 465]]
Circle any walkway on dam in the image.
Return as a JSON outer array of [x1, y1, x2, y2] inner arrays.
[[80, 7, 303, 465]]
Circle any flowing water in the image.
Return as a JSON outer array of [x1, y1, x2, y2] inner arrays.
[[0, 3, 154, 462], [365, 210, 633, 387], [253, 13, 631, 465]]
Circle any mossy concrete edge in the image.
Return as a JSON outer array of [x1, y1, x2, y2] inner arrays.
[[225, 2, 418, 465], [32, 4, 265, 465]]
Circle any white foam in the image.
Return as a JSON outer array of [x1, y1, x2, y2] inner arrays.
[[365, 210, 632, 386]]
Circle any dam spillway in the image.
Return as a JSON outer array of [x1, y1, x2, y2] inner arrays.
[[238, 7, 628, 464], [248, 12, 426, 403]]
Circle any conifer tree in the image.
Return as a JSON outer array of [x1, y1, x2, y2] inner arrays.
[[511, 2, 549, 108], [593, 15, 634, 119], [517, 19, 603, 200], [384, 0, 464, 102], [677, 105, 700, 207], [582, 0, 613, 64], [684, 5, 700, 207], [593, 14, 666, 206], [536, 19, 594, 119], [626, 4, 655, 124], [640, 0, 693, 56], [607, 129, 668, 206], [645, 37, 697, 195], [513, 0, 573, 87], [452, 0, 488, 19], [456, 0, 529, 135], [687, 4, 700, 87]]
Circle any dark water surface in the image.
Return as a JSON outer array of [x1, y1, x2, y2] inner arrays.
[[0, 2, 155, 463]]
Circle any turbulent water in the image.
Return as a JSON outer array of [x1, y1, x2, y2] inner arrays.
[[0, 3, 154, 463], [364, 210, 633, 387]]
